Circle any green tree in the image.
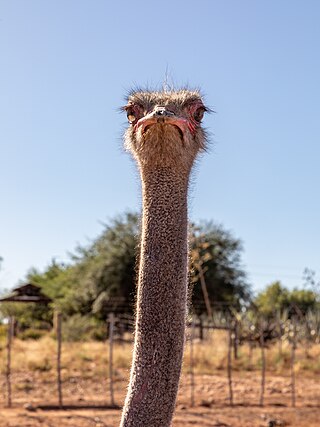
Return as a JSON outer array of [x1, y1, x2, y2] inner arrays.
[[0, 301, 52, 331], [254, 281, 289, 316], [77, 215, 250, 318], [254, 281, 319, 316], [288, 288, 319, 315], [27, 259, 70, 301], [190, 221, 250, 313], [7, 212, 251, 325], [67, 211, 139, 318]]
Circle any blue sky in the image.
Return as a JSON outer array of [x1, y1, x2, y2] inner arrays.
[[0, 1, 319, 294]]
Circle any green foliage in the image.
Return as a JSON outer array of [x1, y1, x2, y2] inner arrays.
[[190, 221, 250, 312], [64, 211, 139, 318], [254, 281, 319, 316], [61, 314, 104, 342], [19, 328, 46, 340], [254, 281, 288, 316], [289, 288, 319, 313], [27, 260, 74, 312], [2, 212, 251, 328], [0, 301, 52, 331]]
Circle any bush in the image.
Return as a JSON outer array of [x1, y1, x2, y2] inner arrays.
[[19, 328, 46, 340], [62, 314, 96, 342], [89, 322, 108, 341], [28, 357, 52, 372]]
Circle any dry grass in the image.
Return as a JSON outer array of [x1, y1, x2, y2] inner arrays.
[[0, 336, 133, 381], [0, 331, 319, 427], [0, 330, 319, 379], [183, 329, 320, 375]]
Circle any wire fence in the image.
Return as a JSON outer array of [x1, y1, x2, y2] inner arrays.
[[1, 305, 320, 410]]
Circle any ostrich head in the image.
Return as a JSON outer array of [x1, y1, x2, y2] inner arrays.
[[123, 89, 209, 171]]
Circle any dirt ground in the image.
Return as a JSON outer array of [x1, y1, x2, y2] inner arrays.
[[0, 372, 319, 427]]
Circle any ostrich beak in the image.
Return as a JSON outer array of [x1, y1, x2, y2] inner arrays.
[[134, 106, 189, 137]]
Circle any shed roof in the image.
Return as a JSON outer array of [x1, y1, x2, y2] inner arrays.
[[0, 283, 52, 303]]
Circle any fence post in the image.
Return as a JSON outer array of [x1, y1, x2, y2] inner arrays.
[[6, 316, 14, 408], [233, 320, 239, 360], [259, 327, 266, 407], [56, 311, 63, 408], [290, 318, 297, 408], [248, 340, 253, 370], [277, 310, 282, 357], [199, 316, 204, 341], [227, 327, 234, 406], [108, 312, 115, 407], [190, 317, 195, 407]]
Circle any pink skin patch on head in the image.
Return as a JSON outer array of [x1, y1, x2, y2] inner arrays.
[[187, 102, 204, 135], [134, 114, 189, 136]]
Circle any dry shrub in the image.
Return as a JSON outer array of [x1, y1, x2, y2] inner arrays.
[[19, 328, 46, 340], [28, 356, 52, 372]]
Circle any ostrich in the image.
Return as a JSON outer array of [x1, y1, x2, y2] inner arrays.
[[120, 89, 208, 427]]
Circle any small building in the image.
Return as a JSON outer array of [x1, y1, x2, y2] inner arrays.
[[0, 283, 52, 304]]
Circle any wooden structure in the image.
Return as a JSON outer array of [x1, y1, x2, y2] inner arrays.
[[0, 283, 52, 407], [0, 283, 52, 304]]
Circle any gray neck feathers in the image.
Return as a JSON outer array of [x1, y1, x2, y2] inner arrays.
[[120, 167, 190, 427]]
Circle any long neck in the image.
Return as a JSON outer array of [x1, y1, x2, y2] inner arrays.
[[120, 167, 190, 427]]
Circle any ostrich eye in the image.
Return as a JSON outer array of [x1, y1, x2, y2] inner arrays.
[[126, 109, 136, 124], [193, 107, 205, 123]]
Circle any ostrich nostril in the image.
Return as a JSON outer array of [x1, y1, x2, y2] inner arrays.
[[154, 108, 165, 117], [154, 107, 175, 117]]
